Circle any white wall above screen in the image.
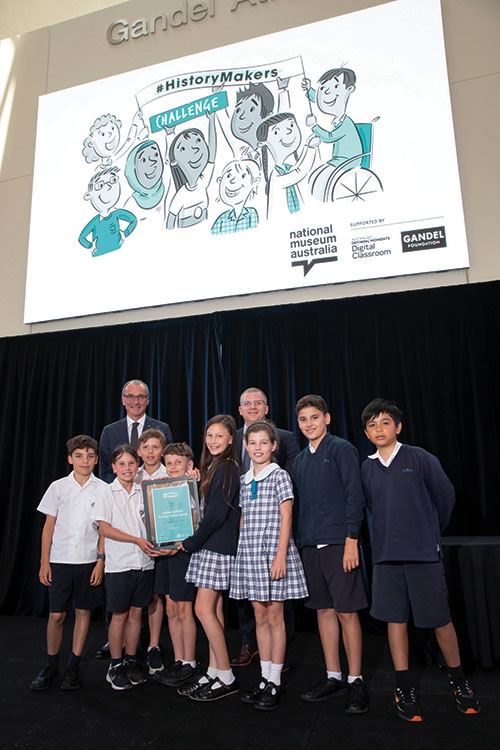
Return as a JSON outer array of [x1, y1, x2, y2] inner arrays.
[[24, 0, 469, 323]]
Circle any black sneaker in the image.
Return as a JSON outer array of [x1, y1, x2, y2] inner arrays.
[[345, 678, 368, 714], [106, 663, 132, 691], [125, 658, 147, 685], [393, 686, 423, 722], [301, 676, 347, 702], [177, 674, 214, 697], [449, 677, 481, 715], [155, 662, 196, 687], [241, 678, 268, 704], [60, 665, 81, 691], [146, 647, 164, 675], [29, 665, 58, 691], [190, 676, 239, 702], [255, 681, 283, 711]]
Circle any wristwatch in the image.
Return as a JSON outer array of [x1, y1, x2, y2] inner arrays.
[[97, 553, 105, 561]]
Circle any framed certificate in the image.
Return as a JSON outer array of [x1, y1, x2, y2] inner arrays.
[[141, 476, 200, 549]]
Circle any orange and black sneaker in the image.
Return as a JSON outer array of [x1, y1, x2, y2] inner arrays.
[[449, 678, 481, 715], [393, 686, 423, 722]]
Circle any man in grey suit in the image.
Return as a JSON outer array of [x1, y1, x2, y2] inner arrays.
[[98, 379, 173, 483]]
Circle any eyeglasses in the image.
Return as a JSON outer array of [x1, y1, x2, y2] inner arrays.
[[123, 394, 148, 401], [241, 400, 266, 407]]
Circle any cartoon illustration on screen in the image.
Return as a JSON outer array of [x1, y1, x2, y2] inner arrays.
[[82, 111, 148, 167], [123, 139, 170, 221], [210, 159, 260, 235], [257, 113, 320, 218], [302, 67, 383, 202], [78, 166, 137, 256], [165, 112, 216, 230]]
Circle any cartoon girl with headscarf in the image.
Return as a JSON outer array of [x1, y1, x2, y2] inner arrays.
[[124, 140, 168, 220]]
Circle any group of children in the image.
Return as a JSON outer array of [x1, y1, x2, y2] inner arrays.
[[31, 395, 481, 721]]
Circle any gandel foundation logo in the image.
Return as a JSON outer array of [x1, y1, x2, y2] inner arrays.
[[401, 225, 447, 252]]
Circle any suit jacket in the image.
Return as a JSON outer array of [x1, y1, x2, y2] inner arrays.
[[236, 425, 300, 475], [98, 416, 173, 483]]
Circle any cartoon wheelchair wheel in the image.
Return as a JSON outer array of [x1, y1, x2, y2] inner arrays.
[[331, 166, 383, 202]]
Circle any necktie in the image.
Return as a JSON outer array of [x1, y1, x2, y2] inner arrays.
[[130, 421, 139, 449]]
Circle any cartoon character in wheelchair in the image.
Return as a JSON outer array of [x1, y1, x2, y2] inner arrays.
[[302, 67, 383, 202]]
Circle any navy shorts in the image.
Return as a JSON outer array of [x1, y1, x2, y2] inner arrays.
[[105, 569, 154, 613], [301, 545, 367, 613], [154, 551, 196, 602], [371, 561, 452, 628], [48, 562, 104, 613]]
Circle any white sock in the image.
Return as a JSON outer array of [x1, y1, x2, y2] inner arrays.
[[200, 665, 217, 684], [260, 660, 271, 680], [348, 675, 362, 684], [269, 663, 283, 687], [216, 668, 235, 686], [182, 660, 196, 668], [327, 671, 343, 681]]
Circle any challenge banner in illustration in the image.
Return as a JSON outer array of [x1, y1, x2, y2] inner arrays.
[[25, 0, 469, 323]]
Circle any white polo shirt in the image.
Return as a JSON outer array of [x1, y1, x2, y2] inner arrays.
[[37, 472, 108, 564], [92, 478, 154, 574], [135, 463, 168, 484]]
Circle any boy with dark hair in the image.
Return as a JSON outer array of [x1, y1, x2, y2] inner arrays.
[[292, 395, 368, 714], [361, 397, 481, 721], [30, 435, 107, 691], [149, 442, 199, 687]]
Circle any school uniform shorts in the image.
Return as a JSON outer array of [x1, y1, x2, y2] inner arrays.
[[371, 560, 452, 628], [48, 562, 104, 613], [301, 545, 367, 613], [154, 551, 196, 602], [105, 569, 154, 613]]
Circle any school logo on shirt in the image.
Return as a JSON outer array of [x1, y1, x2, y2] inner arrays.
[[401, 468, 413, 473]]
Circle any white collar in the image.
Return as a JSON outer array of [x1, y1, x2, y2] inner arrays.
[[127, 414, 146, 429], [244, 462, 280, 485], [368, 441, 402, 467]]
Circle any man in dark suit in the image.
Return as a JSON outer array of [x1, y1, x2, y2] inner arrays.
[[231, 386, 300, 668], [98, 379, 173, 483], [236, 387, 299, 475]]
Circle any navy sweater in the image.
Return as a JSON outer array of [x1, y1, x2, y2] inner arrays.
[[292, 433, 365, 548], [182, 460, 240, 556], [361, 444, 455, 564]]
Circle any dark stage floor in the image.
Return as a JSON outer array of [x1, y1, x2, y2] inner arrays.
[[1, 616, 499, 750]]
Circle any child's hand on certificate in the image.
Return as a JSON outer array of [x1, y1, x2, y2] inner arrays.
[[270, 554, 286, 580], [151, 547, 179, 557]]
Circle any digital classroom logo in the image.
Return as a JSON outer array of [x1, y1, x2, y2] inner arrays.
[[401, 225, 447, 253], [290, 223, 338, 276]]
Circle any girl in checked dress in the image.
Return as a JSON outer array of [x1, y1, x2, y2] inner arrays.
[[230, 421, 308, 711]]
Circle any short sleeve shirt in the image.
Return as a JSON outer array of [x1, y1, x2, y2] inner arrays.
[[92, 478, 154, 573], [37, 472, 108, 564]]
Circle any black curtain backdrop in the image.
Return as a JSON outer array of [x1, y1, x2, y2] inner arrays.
[[1, 281, 499, 616]]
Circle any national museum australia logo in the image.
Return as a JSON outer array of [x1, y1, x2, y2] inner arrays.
[[289, 224, 338, 277]]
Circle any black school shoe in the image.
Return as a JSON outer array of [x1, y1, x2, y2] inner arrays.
[[125, 658, 147, 685], [449, 677, 481, 715], [190, 676, 239, 702], [393, 686, 423, 722], [254, 681, 283, 711], [60, 665, 81, 691], [241, 678, 268, 704], [29, 665, 58, 691], [301, 676, 348, 702], [177, 674, 214, 697], [106, 663, 132, 691], [146, 647, 164, 675], [154, 662, 196, 687], [345, 678, 368, 714]]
